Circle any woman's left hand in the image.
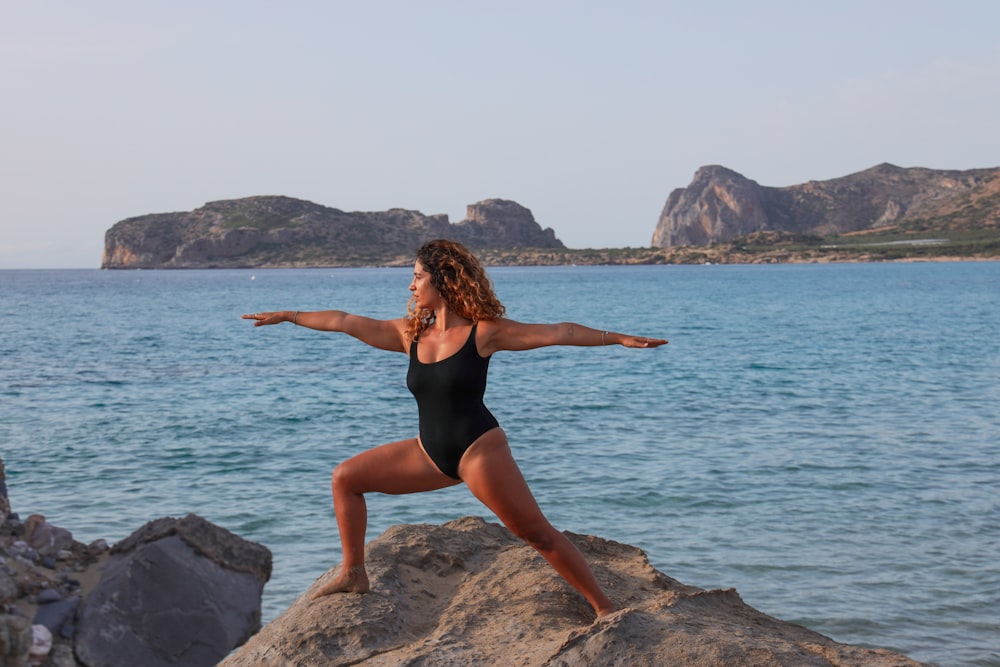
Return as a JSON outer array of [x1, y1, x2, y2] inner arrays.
[[621, 335, 668, 348]]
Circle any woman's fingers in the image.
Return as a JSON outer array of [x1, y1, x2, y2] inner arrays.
[[242, 312, 280, 326]]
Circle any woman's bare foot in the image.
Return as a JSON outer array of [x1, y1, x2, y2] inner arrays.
[[310, 565, 370, 599]]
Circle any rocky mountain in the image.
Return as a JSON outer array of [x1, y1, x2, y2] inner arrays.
[[101, 197, 563, 269], [653, 163, 1000, 246]]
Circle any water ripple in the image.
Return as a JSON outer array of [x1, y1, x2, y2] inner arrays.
[[2, 264, 998, 667]]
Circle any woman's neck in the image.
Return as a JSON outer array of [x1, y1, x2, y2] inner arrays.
[[431, 309, 472, 336]]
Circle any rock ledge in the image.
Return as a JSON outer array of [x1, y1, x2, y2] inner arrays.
[[223, 516, 926, 667]]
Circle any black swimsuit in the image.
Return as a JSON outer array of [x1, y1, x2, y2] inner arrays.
[[406, 323, 500, 479]]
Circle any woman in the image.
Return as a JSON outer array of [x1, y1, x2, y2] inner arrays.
[[243, 239, 666, 617]]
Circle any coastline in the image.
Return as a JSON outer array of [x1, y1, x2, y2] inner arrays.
[[87, 247, 1000, 271]]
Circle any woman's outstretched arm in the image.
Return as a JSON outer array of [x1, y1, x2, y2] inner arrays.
[[478, 319, 667, 355], [242, 310, 407, 353]]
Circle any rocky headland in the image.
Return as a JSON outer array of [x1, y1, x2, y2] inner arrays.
[[652, 163, 1000, 247], [101, 197, 563, 269], [101, 163, 1000, 269]]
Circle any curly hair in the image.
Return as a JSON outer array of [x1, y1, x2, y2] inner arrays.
[[405, 239, 506, 340]]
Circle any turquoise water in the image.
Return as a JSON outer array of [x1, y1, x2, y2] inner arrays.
[[2, 263, 998, 666]]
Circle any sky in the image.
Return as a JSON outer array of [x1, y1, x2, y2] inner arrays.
[[2, 1, 999, 268]]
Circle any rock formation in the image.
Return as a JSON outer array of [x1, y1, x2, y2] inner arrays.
[[223, 517, 926, 667], [455, 199, 562, 249], [75, 515, 272, 667], [101, 197, 564, 269], [653, 163, 1000, 246], [0, 458, 271, 667]]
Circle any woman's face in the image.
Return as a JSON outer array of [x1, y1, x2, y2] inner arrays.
[[409, 260, 442, 310]]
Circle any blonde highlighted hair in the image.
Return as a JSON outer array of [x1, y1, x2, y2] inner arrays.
[[405, 239, 505, 340]]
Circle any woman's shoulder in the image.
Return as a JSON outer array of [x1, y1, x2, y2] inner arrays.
[[474, 317, 511, 335], [474, 318, 526, 355]]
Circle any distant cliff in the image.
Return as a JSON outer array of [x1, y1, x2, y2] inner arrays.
[[101, 197, 563, 269], [653, 163, 1000, 247]]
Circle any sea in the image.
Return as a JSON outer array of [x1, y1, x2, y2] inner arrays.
[[2, 262, 998, 667]]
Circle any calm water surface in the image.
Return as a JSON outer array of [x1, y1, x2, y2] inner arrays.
[[2, 263, 998, 666]]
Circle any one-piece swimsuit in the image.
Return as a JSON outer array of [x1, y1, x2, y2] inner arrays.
[[406, 323, 499, 479]]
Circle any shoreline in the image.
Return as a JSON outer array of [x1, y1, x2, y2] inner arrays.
[[6, 243, 1000, 272]]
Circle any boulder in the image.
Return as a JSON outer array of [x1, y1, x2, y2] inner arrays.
[[75, 514, 271, 667], [222, 517, 926, 667], [33, 595, 79, 638]]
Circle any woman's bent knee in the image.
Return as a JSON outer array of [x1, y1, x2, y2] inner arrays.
[[331, 461, 357, 493], [512, 522, 559, 552]]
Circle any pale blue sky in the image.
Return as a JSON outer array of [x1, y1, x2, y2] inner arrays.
[[2, 1, 998, 268]]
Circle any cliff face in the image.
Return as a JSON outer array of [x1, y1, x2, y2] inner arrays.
[[101, 197, 564, 269], [653, 163, 1000, 247]]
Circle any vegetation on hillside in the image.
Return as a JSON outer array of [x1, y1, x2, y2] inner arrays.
[[474, 225, 1000, 267]]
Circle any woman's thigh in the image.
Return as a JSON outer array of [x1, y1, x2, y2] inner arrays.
[[458, 430, 550, 534], [336, 437, 461, 495]]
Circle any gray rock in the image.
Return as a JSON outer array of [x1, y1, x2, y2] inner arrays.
[[6, 545, 32, 562], [0, 614, 31, 667], [75, 514, 271, 667], [35, 589, 60, 605], [33, 596, 79, 636], [86, 540, 108, 553]]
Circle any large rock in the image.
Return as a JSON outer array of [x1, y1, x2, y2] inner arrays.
[[653, 163, 1000, 247], [101, 196, 564, 269], [222, 517, 926, 667], [75, 514, 271, 667]]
